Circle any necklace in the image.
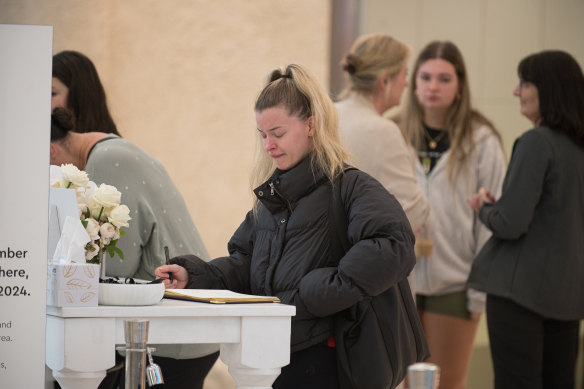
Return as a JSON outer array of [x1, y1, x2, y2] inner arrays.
[[423, 127, 447, 149]]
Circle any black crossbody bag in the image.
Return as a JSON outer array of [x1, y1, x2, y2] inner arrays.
[[329, 169, 429, 389]]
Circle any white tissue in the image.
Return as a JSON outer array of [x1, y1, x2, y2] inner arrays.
[[51, 215, 90, 264]]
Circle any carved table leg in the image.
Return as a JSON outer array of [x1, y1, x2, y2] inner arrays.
[[52, 369, 107, 389], [220, 316, 291, 389], [46, 316, 116, 389]]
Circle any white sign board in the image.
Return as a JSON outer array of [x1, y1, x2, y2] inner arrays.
[[0, 24, 53, 388]]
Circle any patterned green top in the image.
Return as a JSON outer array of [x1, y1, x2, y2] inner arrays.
[[85, 135, 217, 359]]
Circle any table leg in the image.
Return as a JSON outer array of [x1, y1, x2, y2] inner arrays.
[[225, 365, 282, 389], [220, 316, 291, 389], [52, 369, 107, 389], [46, 316, 116, 389]]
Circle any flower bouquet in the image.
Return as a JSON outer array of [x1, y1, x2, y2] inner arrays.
[[50, 164, 131, 277]]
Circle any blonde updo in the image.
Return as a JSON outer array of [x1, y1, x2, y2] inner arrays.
[[340, 33, 410, 97]]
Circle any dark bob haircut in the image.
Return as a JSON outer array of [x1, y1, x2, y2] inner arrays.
[[518, 50, 584, 147]]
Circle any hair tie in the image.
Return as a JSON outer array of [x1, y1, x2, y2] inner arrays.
[[343, 64, 356, 75], [277, 74, 292, 80]]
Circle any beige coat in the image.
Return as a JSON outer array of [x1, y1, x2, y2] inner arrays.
[[336, 93, 430, 232]]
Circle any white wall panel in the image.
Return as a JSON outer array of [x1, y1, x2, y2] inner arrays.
[[359, 0, 420, 45], [544, 0, 584, 65], [483, 0, 544, 101]]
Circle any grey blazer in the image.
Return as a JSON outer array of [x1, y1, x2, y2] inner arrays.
[[468, 126, 584, 321]]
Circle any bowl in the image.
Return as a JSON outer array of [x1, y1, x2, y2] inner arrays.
[[98, 279, 165, 306]]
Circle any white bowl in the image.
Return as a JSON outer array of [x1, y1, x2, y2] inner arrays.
[[98, 280, 165, 306]]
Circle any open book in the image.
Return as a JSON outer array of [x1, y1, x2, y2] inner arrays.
[[164, 289, 280, 304]]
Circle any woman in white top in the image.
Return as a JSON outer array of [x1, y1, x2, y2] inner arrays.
[[336, 33, 430, 233], [396, 40, 506, 389]]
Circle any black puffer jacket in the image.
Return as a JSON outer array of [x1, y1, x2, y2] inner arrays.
[[173, 156, 415, 352]]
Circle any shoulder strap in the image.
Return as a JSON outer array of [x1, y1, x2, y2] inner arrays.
[[328, 167, 358, 263]]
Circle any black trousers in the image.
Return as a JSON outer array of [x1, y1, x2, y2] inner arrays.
[[94, 351, 219, 389], [486, 294, 580, 389], [273, 341, 339, 389]]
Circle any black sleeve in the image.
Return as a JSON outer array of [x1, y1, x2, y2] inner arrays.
[[297, 170, 416, 317], [171, 254, 227, 289], [479, 130, 551, 240], [171, 210, 256, 293]]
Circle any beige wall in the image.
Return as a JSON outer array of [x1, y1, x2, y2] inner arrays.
[[1, 0, 332, 260]]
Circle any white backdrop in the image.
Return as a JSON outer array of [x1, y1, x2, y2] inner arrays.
[[0, 24, 53, 388]]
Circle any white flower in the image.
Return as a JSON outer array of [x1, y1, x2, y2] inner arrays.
[[48, 166, 130, 264], [108, 204, 131, 228], [49, 165, 64, 188], [77, 202, 87, 218], [87, 197, 103, 220], [94, 184, 122, 208], [100, 222, 117, 245], [85, 218, 100, 241], [77, 205, 86, 219], [61, 164, 89, 188], [85, 181, 97, 200], [85, 242, 100, 261], [75, 186, 88, 213]]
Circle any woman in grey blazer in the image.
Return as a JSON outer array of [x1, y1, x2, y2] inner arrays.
[[467, 50, 584, 389]]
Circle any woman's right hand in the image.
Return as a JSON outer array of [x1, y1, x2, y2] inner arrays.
[[478, 187, 496, 204], [467, 187, 496, 212], [154, 264, 188, 289]]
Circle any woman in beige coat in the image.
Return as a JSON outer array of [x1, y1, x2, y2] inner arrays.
[[335, 33, 429, 233]]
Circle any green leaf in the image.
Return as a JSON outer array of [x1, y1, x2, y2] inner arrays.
[[113, 246, 124, 259], [104, 245, 116, 258]]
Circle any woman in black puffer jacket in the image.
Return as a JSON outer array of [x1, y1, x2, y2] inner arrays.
[[156, 64, 416, 389]]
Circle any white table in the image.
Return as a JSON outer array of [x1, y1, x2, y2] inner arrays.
[[46, 298, 295, 389]]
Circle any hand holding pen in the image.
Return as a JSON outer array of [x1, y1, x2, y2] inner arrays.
[[155, 247, 189, 288]]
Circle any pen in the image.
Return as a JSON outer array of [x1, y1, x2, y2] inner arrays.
[[164, 246, 173, 283]]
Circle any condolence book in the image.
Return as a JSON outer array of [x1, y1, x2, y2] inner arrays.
[[164, 289, 280, 304]]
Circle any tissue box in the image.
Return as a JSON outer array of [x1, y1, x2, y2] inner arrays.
[[47, 263, 100, 307]]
